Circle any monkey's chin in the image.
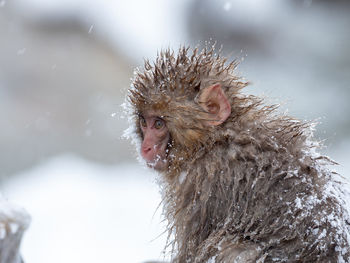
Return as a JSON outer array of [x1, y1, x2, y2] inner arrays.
[[146, 159, 168, 172]]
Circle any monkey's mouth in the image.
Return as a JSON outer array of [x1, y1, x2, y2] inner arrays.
[[142, 139, 172, 172], [146, 143, 172, 171]]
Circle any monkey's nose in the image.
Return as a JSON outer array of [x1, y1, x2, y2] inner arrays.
[[142, 146, 152, 154], [141, 146, 154, 161]]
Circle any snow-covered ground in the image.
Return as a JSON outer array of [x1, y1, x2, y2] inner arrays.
[[1, 155, 169, 263]]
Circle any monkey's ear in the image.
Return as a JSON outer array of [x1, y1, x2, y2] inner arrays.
[[198, 84, 231, 126]]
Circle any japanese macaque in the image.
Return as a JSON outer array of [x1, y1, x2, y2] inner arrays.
[[126, 46, 350, 262]]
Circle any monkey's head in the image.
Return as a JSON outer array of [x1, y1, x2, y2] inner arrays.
[[127, 46, 246, 174]]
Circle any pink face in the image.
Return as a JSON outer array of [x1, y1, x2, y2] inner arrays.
[[139, 114, 170, 171]]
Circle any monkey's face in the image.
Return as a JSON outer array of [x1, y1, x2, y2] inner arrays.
[[134, 84, 231, 172], [139, 113, 170, 171]]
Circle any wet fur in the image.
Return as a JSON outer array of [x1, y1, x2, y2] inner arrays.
[[128, 46, 350, 262]]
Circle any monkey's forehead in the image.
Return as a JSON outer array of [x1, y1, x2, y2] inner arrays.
[[137, 109, 165, 118], [129, 88, 195, 113], [134, 99, 170, 113]]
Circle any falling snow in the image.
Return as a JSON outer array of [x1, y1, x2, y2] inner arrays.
[[88, 25, 94, 34]]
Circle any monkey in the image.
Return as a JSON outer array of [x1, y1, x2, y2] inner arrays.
[[125, 46, 350, 262]]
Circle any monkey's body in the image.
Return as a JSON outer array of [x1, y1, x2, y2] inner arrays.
[[127, 46, 350, 262], [163, 110, 350, 262]]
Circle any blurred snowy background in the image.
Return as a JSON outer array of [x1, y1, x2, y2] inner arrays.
[[0, 0, 349, 262]]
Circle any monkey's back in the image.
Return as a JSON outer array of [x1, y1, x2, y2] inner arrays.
[[225, 129, 350, 262]]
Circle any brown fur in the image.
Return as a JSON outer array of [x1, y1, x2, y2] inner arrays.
[[127, 46, 350, 262]]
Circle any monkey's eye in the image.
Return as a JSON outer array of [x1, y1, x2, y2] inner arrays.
[[140, 116, 147, 128], [154, 119, 165, 129]]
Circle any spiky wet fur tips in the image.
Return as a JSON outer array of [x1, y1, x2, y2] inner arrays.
[[127, 46, 350, 262]]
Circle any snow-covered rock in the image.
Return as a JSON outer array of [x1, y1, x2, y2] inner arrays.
[[0, 198, 30, 263]]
